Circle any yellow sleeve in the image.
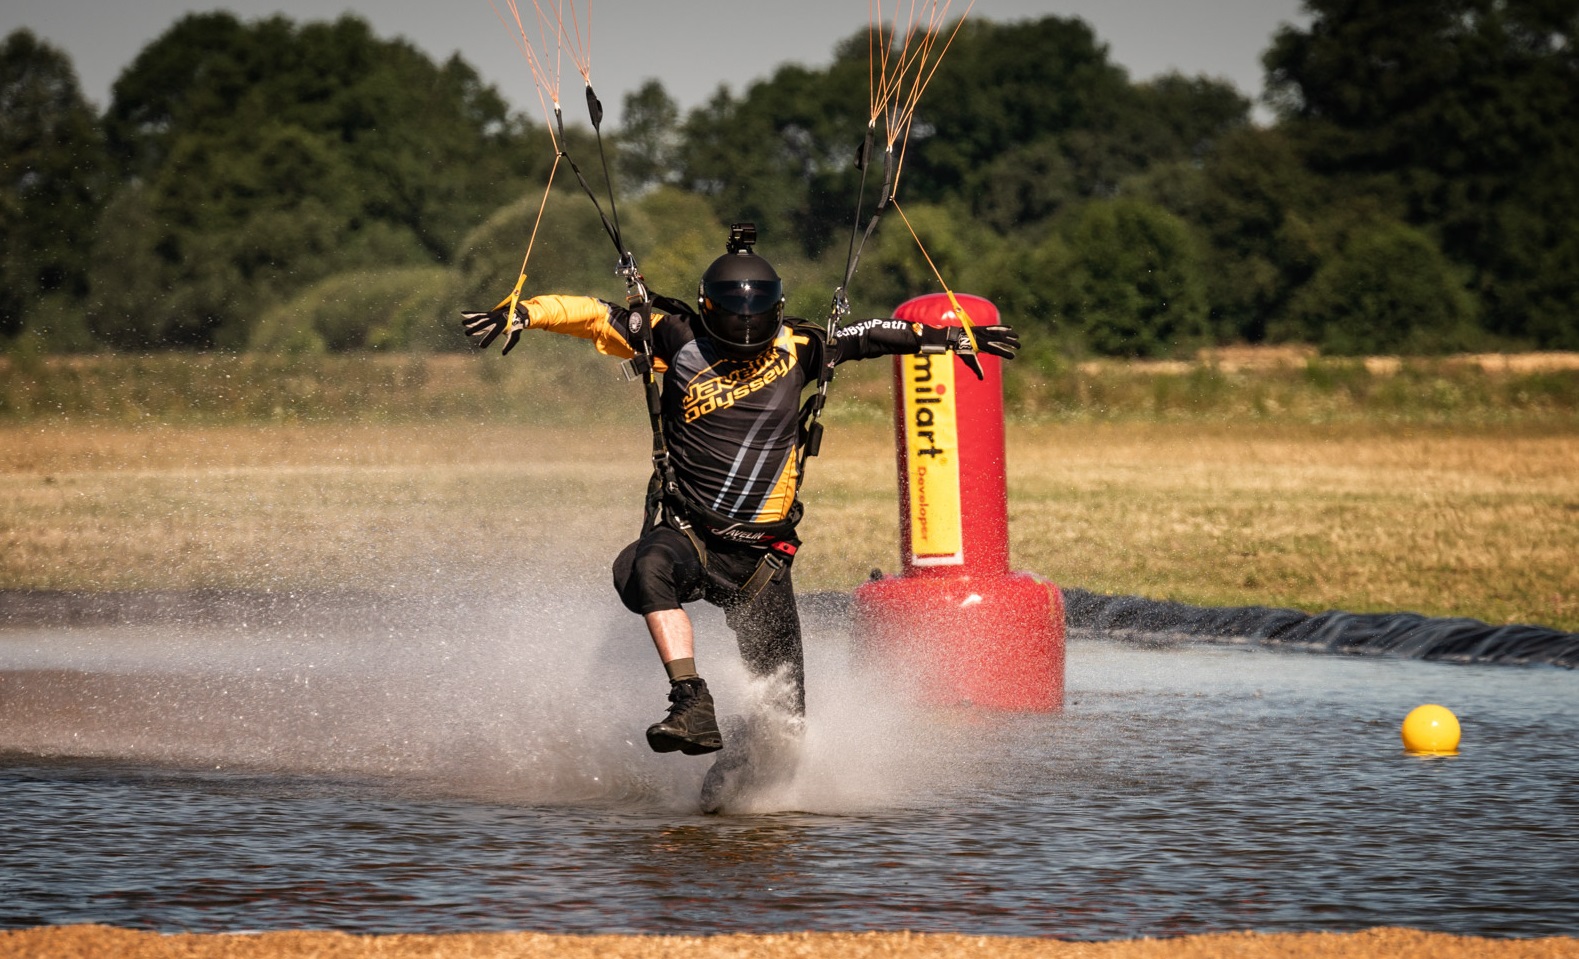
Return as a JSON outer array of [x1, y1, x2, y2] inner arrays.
[[521, 294, 635, 360]]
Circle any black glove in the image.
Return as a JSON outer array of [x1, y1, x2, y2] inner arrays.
[[947, 324, 1020, 379], [460, 301, 528, 355], [956, 324, 1019, 359]]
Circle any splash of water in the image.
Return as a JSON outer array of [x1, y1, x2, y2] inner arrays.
[[0, 586, 980, 816]]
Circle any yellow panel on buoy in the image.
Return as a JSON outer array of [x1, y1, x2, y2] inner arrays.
[[1402, 703, 1461, 754], [901, 351, 963, 566]]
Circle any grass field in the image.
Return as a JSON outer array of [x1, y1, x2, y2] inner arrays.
[[7, 348, 1579, 425], [3, 360, 1575, 630]]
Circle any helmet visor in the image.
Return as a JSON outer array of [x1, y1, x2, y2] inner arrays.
[[701, 278, 782, 319], [700, 278, 783, 356]]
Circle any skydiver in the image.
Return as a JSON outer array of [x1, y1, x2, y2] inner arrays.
[[460, 224, 1019, 780]]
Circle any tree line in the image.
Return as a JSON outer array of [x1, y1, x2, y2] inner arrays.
[[2, 1, 1575, 360]]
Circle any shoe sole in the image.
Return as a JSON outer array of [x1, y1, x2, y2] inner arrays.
[[646, 727, 723, 755]]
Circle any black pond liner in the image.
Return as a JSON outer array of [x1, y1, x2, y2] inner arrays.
[[1059, 588, 1579, 669]]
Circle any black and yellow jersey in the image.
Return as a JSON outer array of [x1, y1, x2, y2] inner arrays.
[[520, 294, 946, 525]]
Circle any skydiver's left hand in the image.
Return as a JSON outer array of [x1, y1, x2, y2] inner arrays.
[[947, 327, 1023, 363], [460, 301, 529, 355], [948, 323, 1020, 379]]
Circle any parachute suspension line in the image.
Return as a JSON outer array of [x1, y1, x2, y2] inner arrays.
[[494, 0, 592, 86], [490, 0, 637, 289], [550, 98, 627, 264], [485, 0, 594, 314], [892, 200, 979, 350], [490, 0, 664, 490], [838, 0, 974, 296], [869, 0, 980, 350], [491, 0, 593, 146], [522, 153, 565, 268], [540, 0, 622, 254], [800, 1, 973, 479], [491, 151, 565, 323], [587, 84, 624, 261], [871, 0, 974, 197], [832, 0, 968, 318]]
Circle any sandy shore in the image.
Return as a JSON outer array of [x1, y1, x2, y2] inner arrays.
[[3, 927, 1577, 959]]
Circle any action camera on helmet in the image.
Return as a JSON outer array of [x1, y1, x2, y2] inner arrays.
[[725, 223, 758, 255]]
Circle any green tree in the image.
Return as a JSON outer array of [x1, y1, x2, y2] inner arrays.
[[249, 266, 455, 353], [918, 23, 1248, 209], [0, 30, 109, 344], [451, 182, 625, 313], [676, 53, 868, 259], [1264, 0, 1579, 346], [669, 16, 1247, 265], [1132, 73, 1255, 163], [1138, 127, 1338, 344], [88, 121, 428, 349], [621, 186, 726, 299], [90, 12, 540, 349], [1277, 218, 1480, 355], [968, 139, 1079, 234], [905, 17, 1130, 201], [852, 201, 1002, 317], [1051, 197, 1210, 357], [617, 79, 682, 195]]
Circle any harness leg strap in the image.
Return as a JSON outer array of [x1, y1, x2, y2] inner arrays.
[[737, 552, 787, 602], [668, 512, 709, 571]]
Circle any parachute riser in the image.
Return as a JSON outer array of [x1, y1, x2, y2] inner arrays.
[[612, 252, 676, 498], [586, 82, 624, 251], [801, 136, 898, 478], [550, 83, 628, 265]]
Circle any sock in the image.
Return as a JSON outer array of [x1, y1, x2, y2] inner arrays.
[[664, 657, 699, 683]]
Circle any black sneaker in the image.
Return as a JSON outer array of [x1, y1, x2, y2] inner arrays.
[[646, 678, 723, 755]]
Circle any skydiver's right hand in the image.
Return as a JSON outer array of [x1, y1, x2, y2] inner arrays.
[[460, 301, 529, 355]]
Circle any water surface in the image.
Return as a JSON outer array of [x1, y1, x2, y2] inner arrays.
[[2, 595, 1575, 937]]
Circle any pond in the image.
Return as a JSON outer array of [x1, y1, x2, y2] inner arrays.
[[2, 590, 1575, 938]]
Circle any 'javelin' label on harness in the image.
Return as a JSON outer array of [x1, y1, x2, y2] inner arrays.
[[901, 351, 963, 566]]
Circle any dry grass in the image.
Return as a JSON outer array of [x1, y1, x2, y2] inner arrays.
[[4, 418, 1576, 631], [1080, 346, 1579, 376], [5, 925, 1578, 959], [0, 421, 654, 594], [805, 421, 1579, 629], [999, 422, 1579, 629]]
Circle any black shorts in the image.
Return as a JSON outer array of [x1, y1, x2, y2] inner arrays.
[[612, 525, 785, 614]]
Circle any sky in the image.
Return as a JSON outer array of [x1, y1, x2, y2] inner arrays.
[[3, 0, 1308, 125]]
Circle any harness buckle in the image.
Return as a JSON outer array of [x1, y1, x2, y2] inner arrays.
[[619, 354, 653, 382]]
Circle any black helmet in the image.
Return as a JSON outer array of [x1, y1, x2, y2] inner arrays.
[[697, 225, 784, 360]]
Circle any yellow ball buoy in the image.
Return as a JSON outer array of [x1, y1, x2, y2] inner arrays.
[[1402, 704, 1461, 754]]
